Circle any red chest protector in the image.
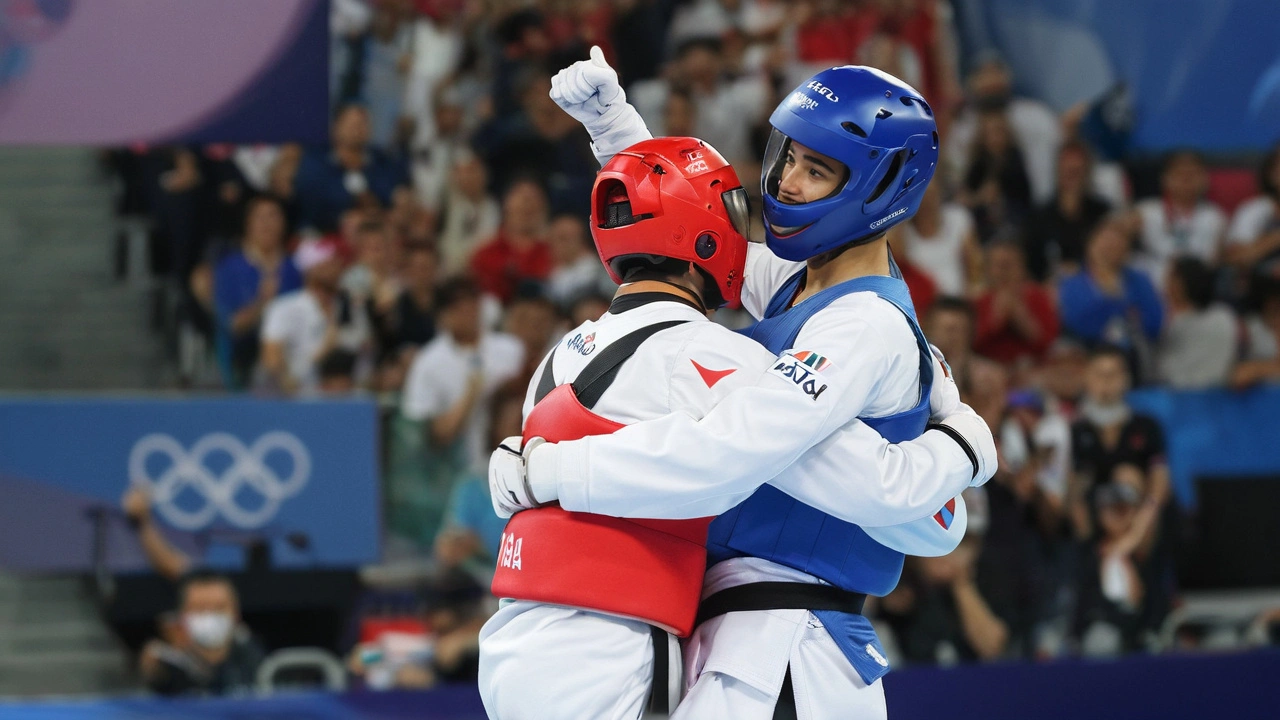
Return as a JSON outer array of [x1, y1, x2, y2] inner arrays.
[[490, 320, 712, 636]]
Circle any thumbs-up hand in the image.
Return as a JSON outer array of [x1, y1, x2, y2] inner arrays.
[[549, 45, 653, 165]]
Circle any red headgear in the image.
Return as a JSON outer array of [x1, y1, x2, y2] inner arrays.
[[590, 137, 752, 307]]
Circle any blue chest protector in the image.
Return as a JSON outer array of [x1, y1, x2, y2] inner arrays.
[[705, 261, 934, 684]]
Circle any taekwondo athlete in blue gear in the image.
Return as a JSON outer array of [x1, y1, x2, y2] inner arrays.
[[696, 65, 955, 708], [495, 58, 998, 718]]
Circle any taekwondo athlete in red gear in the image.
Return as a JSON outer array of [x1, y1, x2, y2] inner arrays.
[[480, 137, 987, 720], [492, 51, 999, 719]]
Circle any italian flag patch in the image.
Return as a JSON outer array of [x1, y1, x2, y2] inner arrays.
[[792, 350, 832, 372]]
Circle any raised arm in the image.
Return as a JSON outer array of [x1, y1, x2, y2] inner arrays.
[[549, 46, 652, 167]]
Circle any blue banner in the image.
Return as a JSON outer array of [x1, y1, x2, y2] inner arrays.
[[952, 0, 1280, 152], [2, 652, 1278, 719], [0, 398, 380, 572], [1127, 385, 1280, 508]]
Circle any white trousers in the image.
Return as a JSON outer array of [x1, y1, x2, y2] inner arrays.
[[673, 609, 887, 720], [479, 600, 668, 720], [479, 601, 885, 720]]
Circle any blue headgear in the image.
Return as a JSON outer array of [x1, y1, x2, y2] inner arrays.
[[762, 66, 939, 261]]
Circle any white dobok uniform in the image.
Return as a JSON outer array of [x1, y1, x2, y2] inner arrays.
[[521, 246, 986, 719], [481, 272, 978, 719]]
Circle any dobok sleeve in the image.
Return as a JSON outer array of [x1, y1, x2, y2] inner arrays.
[[526, 304, 983, 526], [861, 494, 968, 557]]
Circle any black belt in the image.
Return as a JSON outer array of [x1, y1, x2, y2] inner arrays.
[[695, 582, 868, 629], [648, 625, 672, 716]]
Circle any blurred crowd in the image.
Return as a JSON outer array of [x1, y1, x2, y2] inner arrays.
[[100, 0, 1280, 696]]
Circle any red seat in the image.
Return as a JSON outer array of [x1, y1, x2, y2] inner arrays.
[[1207, 168, 1259, 215]]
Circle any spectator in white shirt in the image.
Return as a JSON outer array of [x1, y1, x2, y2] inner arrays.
[[1225, 144, 1280, 275], [544, 213, 614, 310], [400, 278, 525, 474], [901, 182, 983, 297], [1157, 257, 1238, 389], [1130, 151, 1226, 289], [259, 238, 371, 396]]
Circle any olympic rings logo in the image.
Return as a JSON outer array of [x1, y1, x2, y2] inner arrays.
[[128, 432, 310, 530]]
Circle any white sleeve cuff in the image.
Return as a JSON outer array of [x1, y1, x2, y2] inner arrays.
[[527, 440, 592, 511]]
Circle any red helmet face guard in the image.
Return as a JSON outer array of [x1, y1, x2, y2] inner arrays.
[[590, 137, 752, 307]]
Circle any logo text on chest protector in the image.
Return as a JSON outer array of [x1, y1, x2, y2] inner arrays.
[[566, 332, 596, 356], [498, 531, 523, 570], [769, 352, 830, 401]]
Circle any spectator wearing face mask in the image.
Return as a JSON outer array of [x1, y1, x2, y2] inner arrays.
[[1067, 344, 1180, 647], [138, 571, 264, 697], [1071, 345, 1169, 492]]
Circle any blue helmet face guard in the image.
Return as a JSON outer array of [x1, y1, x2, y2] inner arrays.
[[760, 129, 855, 236], [760, 66, 940, 262]]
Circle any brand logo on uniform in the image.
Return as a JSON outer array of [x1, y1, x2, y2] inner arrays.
[[498, 531, 523, 570], [567, 332, 597, 356], [870, 207, 908, 230], [769, 351, 829, 401], [806, 81, 839, 102]]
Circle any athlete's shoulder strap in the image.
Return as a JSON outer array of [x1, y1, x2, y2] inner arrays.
[[534, 320, 689, 408], [750, 252, 919, 353]]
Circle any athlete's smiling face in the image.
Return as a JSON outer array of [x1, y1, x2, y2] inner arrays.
[[776, 141, 847, 206]]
